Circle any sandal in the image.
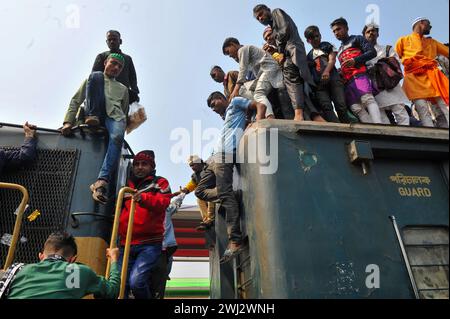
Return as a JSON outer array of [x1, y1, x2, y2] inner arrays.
[[90, 180, 109, 204], [219, 243, 243, 264]]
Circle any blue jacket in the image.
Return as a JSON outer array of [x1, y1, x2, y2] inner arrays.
[[163, 194, 185, 249], [0, 137, 37, 175]]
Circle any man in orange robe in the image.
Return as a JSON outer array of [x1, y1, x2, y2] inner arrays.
[[396, 17, 449, 128]]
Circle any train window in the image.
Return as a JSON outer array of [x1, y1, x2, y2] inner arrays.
[[402, 226, 449, 299]]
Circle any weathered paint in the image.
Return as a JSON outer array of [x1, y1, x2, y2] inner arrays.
[[209, 121, 449, 299]]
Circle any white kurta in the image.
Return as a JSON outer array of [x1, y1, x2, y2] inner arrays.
[[366, 44, 410, 108], [237, 45, 284, 89]]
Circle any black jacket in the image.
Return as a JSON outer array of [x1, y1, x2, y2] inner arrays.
[[0, 137, 37, 175]]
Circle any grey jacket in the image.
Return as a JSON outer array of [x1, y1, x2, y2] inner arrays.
[[271, 8, 315, 86]]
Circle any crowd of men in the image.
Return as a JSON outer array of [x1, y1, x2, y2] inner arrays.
[[211, 6, 448, 128], [1, 4, 448, 300], [198, 5, 449, 270]]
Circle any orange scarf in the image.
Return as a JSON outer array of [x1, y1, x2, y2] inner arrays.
[[404, 56, 449, 106]]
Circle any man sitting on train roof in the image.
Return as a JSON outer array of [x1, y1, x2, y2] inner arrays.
[[5, 232, 120, 299], [61, 53, 129, 204], [118, 150, 172, 299], [0, 122, 37, 176]]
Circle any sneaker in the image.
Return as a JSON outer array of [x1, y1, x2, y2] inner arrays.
[[89, 179, 108, 204], [219, 242, 242, 264], [85, 116, 100, 127], [347, 112, 359, 124]]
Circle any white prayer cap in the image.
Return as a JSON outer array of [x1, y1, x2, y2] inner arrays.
[[187, 155, 202, 165], [412, 17, 429, 28]]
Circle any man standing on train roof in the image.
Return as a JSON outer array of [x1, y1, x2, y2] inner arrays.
[[253, 4, 319, 122], [330, 17, 382, 124], [92, 30, 140, 104], [396, 17, 449, 128]]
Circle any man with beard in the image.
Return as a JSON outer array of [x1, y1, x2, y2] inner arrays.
[[396, 18, 449, 128], [92, 30, 140, 104], [253, 4, 322, 122], [363, 23, 410, 126], [118, 150, 171, 299]]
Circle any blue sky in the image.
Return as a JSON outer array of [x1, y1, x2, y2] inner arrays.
[[1, 0, 449, 205]]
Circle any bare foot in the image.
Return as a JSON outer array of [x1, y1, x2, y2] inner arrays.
[[313, 115, 327, 122], [294, 109, 304, 121]]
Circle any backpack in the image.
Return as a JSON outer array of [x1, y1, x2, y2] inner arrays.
[[0, 263, 25, 299], [369, 45, 404, 91]]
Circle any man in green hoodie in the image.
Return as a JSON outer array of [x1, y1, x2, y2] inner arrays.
[[6, 232, 120, 299]]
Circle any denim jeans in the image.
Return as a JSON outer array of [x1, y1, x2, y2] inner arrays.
[[149, 246, 177, 299], [85, 72, 125, 182], [118, 244, 162, 299], [97, 117, 126, 182], [86, 72, 106, 120]]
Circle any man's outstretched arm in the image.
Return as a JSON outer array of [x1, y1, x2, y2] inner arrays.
[[2, 122, 37, 170]]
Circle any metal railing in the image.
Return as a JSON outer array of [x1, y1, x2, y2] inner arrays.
[[105, 186, 137, 299], [0, 183, 29, 270]]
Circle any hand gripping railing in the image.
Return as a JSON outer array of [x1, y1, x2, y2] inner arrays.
[[105, 187, 137, 299], [0, 183, 29, 270]]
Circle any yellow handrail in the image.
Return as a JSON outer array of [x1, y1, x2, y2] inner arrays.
[[105, 187, 137, 299], [0, 182, 29, 270]]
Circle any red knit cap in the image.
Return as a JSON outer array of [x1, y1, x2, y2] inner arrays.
[[134, 150, 155, 168]]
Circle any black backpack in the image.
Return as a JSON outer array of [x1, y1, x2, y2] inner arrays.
[[369, 45, 404, 91]]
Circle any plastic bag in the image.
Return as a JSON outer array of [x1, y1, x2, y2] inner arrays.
[[126, 102, 147, 134]]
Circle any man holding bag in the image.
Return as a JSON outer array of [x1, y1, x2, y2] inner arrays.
[[363, 23, 410, 126], [61, 53, 129, 204]]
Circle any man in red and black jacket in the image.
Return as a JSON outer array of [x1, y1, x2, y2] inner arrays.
[[118, 150, 171, 299], [331, 17, 382, 124]]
